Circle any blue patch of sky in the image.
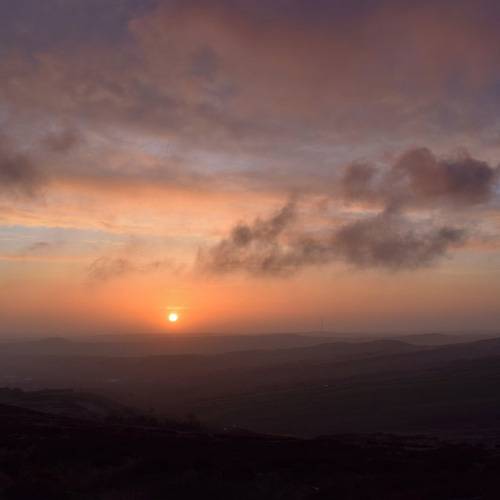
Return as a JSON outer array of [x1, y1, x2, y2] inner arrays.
[[0, 225, 125, 254]]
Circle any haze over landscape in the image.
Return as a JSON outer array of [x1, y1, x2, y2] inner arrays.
[[2, 1, 500, 499]]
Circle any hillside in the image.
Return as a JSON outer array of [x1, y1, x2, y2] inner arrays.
[[0, 394, 499, 500]]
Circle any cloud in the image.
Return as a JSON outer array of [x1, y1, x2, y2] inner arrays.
[[334, 209, 465, 270], [392, 149, 498, 206], [0, 140, 46, 197], [87, 256, 175, 283], [339, 162, 379, 203], [5, 0, 500, 163], [340, 148, 499, 208], [0, 1, 499, 216], [200, 145, 496, 277], [198, 200, 466, 276], [23, 241, 52, 253], [87, 257, 136, 282], [43, 128, 83, 153], [197, 200, 299, 275]]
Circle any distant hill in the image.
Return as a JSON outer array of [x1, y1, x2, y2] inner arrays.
[[0, 333, 334, 357], [2, 331, 496, 357], [389, 332, 499, 346], [0, 338, 423, 396], [2, 336, 500, 438]]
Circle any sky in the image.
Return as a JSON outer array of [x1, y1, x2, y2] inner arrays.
[[1, 0, 500, 336]]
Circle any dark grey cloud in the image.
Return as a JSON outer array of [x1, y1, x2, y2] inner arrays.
[[340, 148, 499, 208], [199, 201, 466, 276], [340, 162, 378, 202], [334, 209, 465, 270], [198, 201, 301, 276], [392, 149, 498, 206], [0, 140, 45, 197]]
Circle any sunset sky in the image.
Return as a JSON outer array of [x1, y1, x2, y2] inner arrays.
[[1, 0, 500, 336]]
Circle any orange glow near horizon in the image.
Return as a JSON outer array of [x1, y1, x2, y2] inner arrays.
[[1, 259, 500, 336]]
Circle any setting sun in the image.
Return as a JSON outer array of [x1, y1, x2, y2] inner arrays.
[[168, 312, 179, 323]]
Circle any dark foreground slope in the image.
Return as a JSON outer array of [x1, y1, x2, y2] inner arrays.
[[1, 401, 500, 500]]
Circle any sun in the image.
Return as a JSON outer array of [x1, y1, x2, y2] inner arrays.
[[168, 312, 179, 323]]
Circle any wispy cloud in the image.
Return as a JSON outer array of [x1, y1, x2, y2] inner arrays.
[[86, 256, 177, 283]]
